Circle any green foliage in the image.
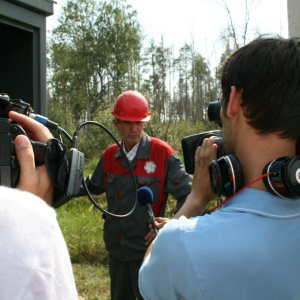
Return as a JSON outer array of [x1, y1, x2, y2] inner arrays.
[[76, 105, 119, 162], [48, 0, 142, 123], [47, 2, 219, 129], [145, 114, 219, 155]]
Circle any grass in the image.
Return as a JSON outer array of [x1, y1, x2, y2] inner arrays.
[[56, 193, 178, 299], [72, 263, 110, 300], [56, 194, 111, 299]]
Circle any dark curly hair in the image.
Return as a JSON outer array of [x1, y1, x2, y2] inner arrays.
[[221, 35, 300, 141]]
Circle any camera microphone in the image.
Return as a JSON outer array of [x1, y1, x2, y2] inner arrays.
[[137, 186, 158, 234]]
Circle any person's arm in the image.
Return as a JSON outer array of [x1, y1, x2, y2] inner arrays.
[[164, 137, 217, 219], [164, 152, 192, 211], [9, 111, 54, 205], [145, 137, 218, 256], [139, 217, 196, 300], [173, 137, 217, 219], [139, 139, 218, 300]]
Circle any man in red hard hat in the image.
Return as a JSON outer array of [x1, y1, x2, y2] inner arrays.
[[85, 90, 192, 300]]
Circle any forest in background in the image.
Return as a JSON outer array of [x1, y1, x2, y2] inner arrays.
[[47, 0, 262, 160]]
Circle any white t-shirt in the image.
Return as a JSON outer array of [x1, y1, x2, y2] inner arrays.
[[0, 186, 78, 299]]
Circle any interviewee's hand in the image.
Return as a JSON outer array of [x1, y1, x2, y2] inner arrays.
[[9, 111, 54, 205], [154, 217, 170, 230], [145, 217, 170, 245], [145, 229, 156, 246]]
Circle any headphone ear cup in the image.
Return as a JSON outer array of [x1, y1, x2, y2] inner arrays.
[[209, 155, 244, 198], [228, 155, 244, 194], [209, 159, 223, 197], [282, 156, 300, 196], [263, 156, 300, 198], [263, 160, 277, 195]]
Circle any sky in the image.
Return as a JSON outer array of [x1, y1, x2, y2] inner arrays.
[[46, 0, 288, 67]]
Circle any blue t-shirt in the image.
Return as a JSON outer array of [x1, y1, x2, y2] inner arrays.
[[139, 188, 300, 300]]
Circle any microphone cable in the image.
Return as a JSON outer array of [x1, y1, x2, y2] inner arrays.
[[72, 121, 138, 218], [31, 114, 137, 218]]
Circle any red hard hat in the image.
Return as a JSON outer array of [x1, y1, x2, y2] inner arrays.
[[111, 91, 151, 122]]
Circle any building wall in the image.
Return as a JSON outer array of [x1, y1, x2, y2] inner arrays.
[[0, 0, 53, 115], [288, 0, 300, 37]]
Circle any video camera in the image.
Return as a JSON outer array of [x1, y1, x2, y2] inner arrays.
[[0, 93, 84, 207], [181, 100, 224, 174], [0, 93, 47, 187], [182, 100, 300, 200]]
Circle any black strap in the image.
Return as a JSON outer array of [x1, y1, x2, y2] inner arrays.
[[43, 138, 70, 207]]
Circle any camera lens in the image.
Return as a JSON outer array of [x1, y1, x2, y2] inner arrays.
[[208, 101, 222, 127]]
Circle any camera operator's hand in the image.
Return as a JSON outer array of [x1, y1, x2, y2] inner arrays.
[[9, 111, 54, 205], [9, 111, 51, 144], [173, 137, 217, 219]]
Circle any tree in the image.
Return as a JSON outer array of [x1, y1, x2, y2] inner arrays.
[[141, 37, 172, 122], [173, 42, 215, 122], [48, 0, 142, 123], [214, 0, 261, 98], [215, 0, 257, 50], [191, 53, 216, 122]]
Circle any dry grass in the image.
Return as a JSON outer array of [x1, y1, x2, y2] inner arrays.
[[73, 263, 110, 300]]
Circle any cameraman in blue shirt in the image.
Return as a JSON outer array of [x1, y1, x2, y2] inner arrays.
[[139, 35, 300, 300]]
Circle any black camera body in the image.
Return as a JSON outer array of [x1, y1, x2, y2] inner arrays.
[[0, 93, 84, 206], [182, 130, 223, 175], [0, 118, 45, 187], [182, 100, 223, 175], [0, 94, 46, 187]]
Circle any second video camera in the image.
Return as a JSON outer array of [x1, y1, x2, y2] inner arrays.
[[181, 100, 223, 174]]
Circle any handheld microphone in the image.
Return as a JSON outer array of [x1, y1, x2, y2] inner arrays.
[[137, 186, 158, 234]]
